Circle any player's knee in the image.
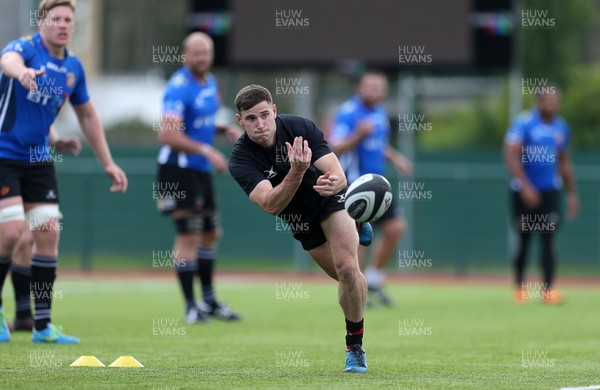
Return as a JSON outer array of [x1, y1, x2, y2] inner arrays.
[[32, 224, 60, 248], [31, 219, 60, 253], [15, 228, 34, 249], [175, 232, 198, 253], [0, 205, 26, 247], [174, 215, 203, 234], [0, 222, 25, 249], [334, 258, 361, 283]]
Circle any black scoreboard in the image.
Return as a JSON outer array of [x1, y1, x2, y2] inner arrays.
[[190, 0, 513, 71]]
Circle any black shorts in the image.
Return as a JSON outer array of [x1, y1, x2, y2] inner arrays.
[[284, 190, 347, 251], [156, 164, 218, 224], [372, 195, 403, 227], [0, 158, 59, 203], [511, 189, 561, 231]]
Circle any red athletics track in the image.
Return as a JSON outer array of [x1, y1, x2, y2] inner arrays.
[[56, 269, 600, 289]]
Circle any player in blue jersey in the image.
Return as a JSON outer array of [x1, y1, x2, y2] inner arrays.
[[0, 0, 128, 343], [156, 32, 242, 323], [504, 89, 579, 304], [329, 71, 412, 306]]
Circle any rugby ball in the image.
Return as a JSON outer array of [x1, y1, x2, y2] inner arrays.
[[344, 174, 393, 222]]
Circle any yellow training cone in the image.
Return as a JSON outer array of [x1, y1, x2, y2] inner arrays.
[[70, 356, 105, 367], [108, 356, 144, 368]]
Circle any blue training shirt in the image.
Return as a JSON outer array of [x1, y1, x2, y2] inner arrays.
[[0, 33, 89, 162], [330, 95, 390, 183], [505, 108, 570, 191], [157, 67, 220, 172]]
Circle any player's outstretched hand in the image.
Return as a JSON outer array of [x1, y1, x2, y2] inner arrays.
[[104, 163, 128, 192], [285, 136, 311, 174], [18, 67, 45, 91], [54, 137, 81, 156], [313, 171, 340, 197]]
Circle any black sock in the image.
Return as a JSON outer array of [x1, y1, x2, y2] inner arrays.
[[0, 256, 11, 307], [31, 255, 57, 331], [345, 318, 364, 348], [513, 228, 532, 287], [197, 247, 216, 305], [175, 259, 197, 311], [11, 264, 32, 319], [540, 231, 557, 289]]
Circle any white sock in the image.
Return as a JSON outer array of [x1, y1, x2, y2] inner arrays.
[[365, 268, 385, 289]]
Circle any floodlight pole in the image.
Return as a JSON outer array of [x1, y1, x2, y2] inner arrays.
[[396, 73, 417, 273], [507, 0, 523, 265]]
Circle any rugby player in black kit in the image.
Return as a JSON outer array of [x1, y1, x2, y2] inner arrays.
[[228, 84, 371, 373]]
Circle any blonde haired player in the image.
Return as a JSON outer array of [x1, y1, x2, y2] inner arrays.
[[0, 0, 127, 343]]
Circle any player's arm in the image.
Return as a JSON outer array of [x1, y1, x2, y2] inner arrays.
[[73, 101, 128, 192], [559, 149, 579, 219], [0, 51, 44, 91], [503, 142, 540, 207], [384, 146, 413, 176], [216, 124, 243, 143], [313, 152, 347, 196], [49, 126, 81, 156], [248, 137, 311, 215], [158, 114, 227, 172], [49, 126, 59, 145], [330, 121, 373, 155]]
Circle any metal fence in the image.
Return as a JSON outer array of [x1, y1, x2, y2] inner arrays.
[[54, 149, 600, 274]]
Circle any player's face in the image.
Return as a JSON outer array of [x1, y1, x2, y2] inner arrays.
[[537, 93, 560, 117], [184, 39, 213, 77], [358, 75, 388, 107], [236, 101, 278, 148], [38, 6, 74, 48]]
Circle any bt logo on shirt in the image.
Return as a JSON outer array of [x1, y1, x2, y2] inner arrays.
[[25, 68, 65, 108]]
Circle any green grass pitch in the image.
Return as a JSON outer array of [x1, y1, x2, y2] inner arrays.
[[1, 277, 599, 389]]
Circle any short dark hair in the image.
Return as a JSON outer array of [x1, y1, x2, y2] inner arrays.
[[234, 84, 273, 113]]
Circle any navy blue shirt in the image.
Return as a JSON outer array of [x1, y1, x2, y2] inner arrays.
[[229, 115, 334, 217]]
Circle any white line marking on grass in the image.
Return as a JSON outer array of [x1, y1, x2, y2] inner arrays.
[[559, 385, 600, 390]]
